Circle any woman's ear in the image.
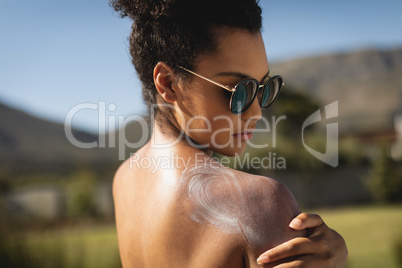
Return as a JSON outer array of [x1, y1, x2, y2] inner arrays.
[[153, 62, 177, 103]]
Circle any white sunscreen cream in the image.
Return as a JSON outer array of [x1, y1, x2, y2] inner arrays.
[[179, 161, 278, 248]]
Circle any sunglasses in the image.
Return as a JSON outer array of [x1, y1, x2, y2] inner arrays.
[[180, 67, 284, 114]]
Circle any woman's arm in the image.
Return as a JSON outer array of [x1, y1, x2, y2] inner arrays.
[[257, 213, 348, 268]]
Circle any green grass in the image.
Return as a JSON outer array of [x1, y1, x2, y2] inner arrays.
[[10, 205, 402, 268], [25, 225, 121, 268], [312, 205, 402, 268]]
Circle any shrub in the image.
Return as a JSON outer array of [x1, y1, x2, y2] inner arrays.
[[367, 146, 402, 203]]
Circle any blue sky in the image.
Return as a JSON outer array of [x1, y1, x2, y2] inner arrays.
[[1, 0, 401, 133]]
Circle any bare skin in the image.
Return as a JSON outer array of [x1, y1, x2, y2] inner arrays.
[[114, 132, 305, 267], [114, 28, 348, 267]]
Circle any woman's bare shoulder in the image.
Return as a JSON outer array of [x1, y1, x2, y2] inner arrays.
[[231, 168, 299, 212], [112, 156, 133, 199], [112, 147, 148, 195], [179, 161, 302, 254], [179, 161, 299, 213]]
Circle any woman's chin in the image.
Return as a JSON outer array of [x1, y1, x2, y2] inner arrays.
[[210, 144, 246, 157]]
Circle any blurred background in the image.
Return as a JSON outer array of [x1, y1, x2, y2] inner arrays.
[[1, 0, 402, 267]]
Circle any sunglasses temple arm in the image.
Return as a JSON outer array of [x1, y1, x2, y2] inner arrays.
[[180, 67, 235, 92]]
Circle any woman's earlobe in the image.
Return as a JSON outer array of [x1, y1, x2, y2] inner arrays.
[[154, 62, 177, 103]]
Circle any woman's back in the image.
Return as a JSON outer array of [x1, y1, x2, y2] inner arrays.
[[114, 142, 305, 267]]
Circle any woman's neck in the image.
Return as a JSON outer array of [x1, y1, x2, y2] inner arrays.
[[150, 122, 213, 158]]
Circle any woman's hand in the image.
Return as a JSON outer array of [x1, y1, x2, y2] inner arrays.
[[257, 213, 348, 268]]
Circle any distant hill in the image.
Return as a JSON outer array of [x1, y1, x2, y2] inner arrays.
[[271, 48, 402, 133], [0, 102, 120, 176], [0, 100, 152, 178]]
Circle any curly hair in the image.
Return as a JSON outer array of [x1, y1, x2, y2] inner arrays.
[[110, 0, 262, 128]]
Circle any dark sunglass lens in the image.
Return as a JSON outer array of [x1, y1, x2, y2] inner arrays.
[[231, 83, 248, 113], [262, 76, 282, 108], [261, 84, 271, 107], [231, 80, 258, 113]]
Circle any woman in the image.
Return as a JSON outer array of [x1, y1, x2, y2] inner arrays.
[[111, 0, 348, 267]]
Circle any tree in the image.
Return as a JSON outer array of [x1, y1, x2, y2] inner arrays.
[[67, 170, 99, 218], [367, 146, 402, 203]]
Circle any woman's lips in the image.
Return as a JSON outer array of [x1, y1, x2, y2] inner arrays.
[[232, 129, 255, 141]]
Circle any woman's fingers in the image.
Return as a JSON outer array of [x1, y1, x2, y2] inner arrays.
[[257, 212, 348, 267], [257, 237, 319, 264], [257, 214, 327, 265], [289, 213, 324, 230], [270, 254, 332, 268]]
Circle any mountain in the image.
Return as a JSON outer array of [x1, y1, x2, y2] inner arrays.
[[270, 48, 402, 133], [0, 102, 119, 176]]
